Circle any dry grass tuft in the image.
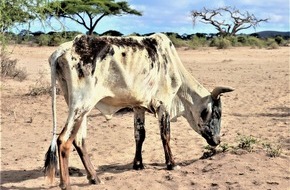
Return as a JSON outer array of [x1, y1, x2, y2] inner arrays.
[[1, 52, 28, 81]]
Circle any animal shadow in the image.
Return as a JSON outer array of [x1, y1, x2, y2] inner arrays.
[[0, 168, 46, 190], [97, 162, 133, 175]]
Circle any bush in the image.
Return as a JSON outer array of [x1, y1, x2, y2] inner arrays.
[[267, 38, 279, 49], [36, 34, 50, 46], [262, 143, 282, 157], [49, 33, 64, 46], [60, 31, 82, 41], [210, 37, 231, 49], [268, 42, 279, 49], [226, 36, 240, 47], [274, 36, 285, 45], [238, 135, 257, 152], [209, 37, 219, 47], [237, 36, 248, 44], [1, 51, 27, 81], [188, 35, 208, 49], [167, 34, 187, 48], [247, 36, 264, 48], [27, 70, 61, 96]]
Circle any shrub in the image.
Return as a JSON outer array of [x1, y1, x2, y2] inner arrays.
[[201, 145, 217, 159], [217, 38, 231, 49], [27, 84, 61, 96], [28, 85, 51, 96], [49, 33, 64, 46], [237, 36, 248, 45], [188, 35, 208, 49], [267, 38, 279, 49], [268, 42, 279, 49], [219, 143, 231, 152], [226, 36, 240, 47], [248, 36, 264, 48], [60, 31, 82, 41], [27, 70, 61, 96], [262, 143, 282, 157], [237, 135, 257, 152], [209, 37, 219, 47], [101, 30, 123, 36], [274, 36, 285, 45], [167, 34, 187, 48], [1, 51, 28, 81], [36, 34, 50, 46], [210, 37, 231, 49]]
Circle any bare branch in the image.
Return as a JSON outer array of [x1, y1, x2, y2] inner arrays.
[[191, 6, 269, 36]]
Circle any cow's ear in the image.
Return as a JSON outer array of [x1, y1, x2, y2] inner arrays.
[[211, 86, 234, 100]]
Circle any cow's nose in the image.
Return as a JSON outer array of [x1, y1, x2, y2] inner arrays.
[[213, 136, 221, 145]]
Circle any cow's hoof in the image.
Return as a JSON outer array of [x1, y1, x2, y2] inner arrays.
[[133, 161, 144, 170], [167, 164, 180, 170], [59, 183, 72, 190], [89, 177, 102, 185]]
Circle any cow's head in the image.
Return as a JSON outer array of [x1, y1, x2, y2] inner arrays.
[[183, 86, 234, 147]]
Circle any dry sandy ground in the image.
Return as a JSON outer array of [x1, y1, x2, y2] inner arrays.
[[1, 44, 289, 190]]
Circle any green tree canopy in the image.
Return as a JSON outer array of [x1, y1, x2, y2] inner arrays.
[[1, 0, 48, 50], [0, 0, 38, 32], [44, 0, 142, 35]]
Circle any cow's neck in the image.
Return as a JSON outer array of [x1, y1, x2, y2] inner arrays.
[[170, 61, 210, 122], [177, 60, 210, 102]]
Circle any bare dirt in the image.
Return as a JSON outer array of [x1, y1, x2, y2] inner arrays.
[[1, 44, 289, 190]]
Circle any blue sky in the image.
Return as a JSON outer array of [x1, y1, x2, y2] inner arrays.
[[14, 0, 289, 35]]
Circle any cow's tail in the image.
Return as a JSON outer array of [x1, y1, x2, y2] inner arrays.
[[44, 50, 63, 183]]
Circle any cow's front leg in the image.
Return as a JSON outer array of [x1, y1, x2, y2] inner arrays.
[[133, 107, 146, 170], [158, 105, 176, 170]]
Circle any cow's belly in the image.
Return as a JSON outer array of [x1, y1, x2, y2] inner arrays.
[[100, 95, 144, 107]]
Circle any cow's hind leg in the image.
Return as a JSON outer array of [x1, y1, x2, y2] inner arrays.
[[57, 110, 88, 190], [133, 107, 146, 170], [158, 104, 177, 170], [73, 140, 101, 184], [73, 116, 101, 184]]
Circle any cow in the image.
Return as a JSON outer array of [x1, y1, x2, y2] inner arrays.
[[44, 33, 234, 190]]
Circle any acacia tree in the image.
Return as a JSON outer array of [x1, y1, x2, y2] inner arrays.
[[191, 6, 268, 37], [1, 0, 50, 33], [1, 1, 33, 32], [44, 0, 142, 35], [1, 0, 48, 49]]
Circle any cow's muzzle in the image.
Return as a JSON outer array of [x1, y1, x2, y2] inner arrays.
[[203, 134, 221, 147]]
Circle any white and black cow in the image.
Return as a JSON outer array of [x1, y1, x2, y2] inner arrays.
[[44, 33, 234, 190]]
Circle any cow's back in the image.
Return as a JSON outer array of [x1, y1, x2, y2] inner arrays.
[[56, 33, 183, 118]]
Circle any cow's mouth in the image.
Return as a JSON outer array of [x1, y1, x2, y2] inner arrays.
[[202, 133, 221, 147]]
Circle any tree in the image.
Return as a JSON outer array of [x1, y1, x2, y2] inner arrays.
[[0, 0, 48, 80], [191, 6, 268, 37], [1, 0, 48, 50], [0, 0, 48, 33], [1, 1, 33, 32], [44, 0, 142, 35]]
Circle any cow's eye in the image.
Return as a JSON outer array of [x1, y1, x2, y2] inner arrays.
[[200, 109, 208, 121]]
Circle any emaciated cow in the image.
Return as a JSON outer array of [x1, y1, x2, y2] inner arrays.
[[44, 33, 234, 190]]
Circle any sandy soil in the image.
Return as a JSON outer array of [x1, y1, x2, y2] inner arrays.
[[1, 44, 289, 190]]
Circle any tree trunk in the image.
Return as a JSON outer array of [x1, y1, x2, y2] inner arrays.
[[88, 29, 94, 35]]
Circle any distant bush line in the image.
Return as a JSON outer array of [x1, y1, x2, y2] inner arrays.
[[167, 33, 289, 49], [4, 29, 290, 49]]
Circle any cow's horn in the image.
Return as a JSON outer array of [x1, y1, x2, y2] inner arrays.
[[211, 86, 234, 100]]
